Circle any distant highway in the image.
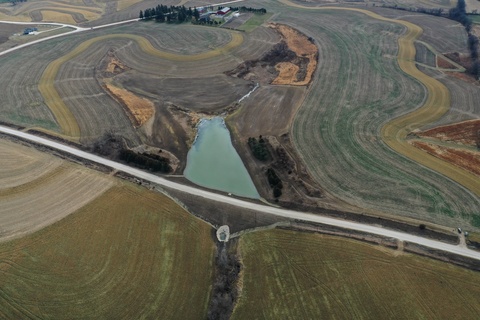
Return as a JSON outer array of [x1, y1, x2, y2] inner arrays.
[[1, 125, 480, 261]]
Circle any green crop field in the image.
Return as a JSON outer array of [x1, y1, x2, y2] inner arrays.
[[0, 183, 215, 319], [233, 229, 480, 319], [238, 13, 273, 32], [262, 3, 480, 228]]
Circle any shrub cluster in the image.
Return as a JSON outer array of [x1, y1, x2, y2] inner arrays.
[[449, 0, 480, 78], [247, 136, 270, 161], [119, 149, 171, 173], [266, 168, 283, 198], [208, 243, 241, 320]]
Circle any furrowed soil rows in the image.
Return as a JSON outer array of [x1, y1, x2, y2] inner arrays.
[[411, 141, 480, 176], [228, 85, 306, 137], [0, 183, 215, 319], [275, 3, 480, 227], [232, 229, 480, 319], [415, 42, 436, 67], [0, 139, 63, 189], [0, 0, 102, 23], [417, 119, 480, 146], [0, 139, 113, 242], [39, 27, 243, 139], [419, 67, 480, 128]]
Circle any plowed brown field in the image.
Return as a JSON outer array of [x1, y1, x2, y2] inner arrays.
[[411, 141, 480, 176], [417, 119, 480, 146]]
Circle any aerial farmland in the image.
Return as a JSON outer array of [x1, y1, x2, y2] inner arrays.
[[0, 0, 480, 318]]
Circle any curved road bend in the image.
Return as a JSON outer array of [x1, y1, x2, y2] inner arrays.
[[1, 126, 480, 261], [0, 19, 140, 58]]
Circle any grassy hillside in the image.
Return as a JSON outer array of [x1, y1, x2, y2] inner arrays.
[[233, 229, 480, 319], [0, 183, 215, 319]]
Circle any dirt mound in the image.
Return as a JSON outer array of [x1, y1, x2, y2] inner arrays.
[[226, 24, 318, 86], [270, 23, 317, 85]]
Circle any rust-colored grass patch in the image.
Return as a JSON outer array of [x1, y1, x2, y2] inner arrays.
[[437, 56, 457, 69], [411, 141, 480, 176], [104, 82, 154, 127], [417, 119, 480, 146]]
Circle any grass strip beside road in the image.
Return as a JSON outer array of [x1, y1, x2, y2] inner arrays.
[[39, 31, 243, 140], [279, 1, 480, 197]]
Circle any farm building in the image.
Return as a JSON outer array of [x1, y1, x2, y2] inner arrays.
[[216, 7, 231, 15], [23, 27, 38, 35]]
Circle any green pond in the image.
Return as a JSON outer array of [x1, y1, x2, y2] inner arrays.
[[184, 117, 259, 199]]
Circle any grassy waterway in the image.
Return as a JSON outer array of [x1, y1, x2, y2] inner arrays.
[[184, 117, 259, 199]]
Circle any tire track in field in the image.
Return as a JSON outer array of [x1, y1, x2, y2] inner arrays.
[[39, 31, 243, 140], [279, 0, 479, 197]]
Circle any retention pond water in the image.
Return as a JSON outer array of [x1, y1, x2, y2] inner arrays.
[[184, 117, 259, 199]]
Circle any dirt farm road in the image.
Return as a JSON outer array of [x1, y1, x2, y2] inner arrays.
[[0, 18, 140, 58], [1, 126, 480, 261]]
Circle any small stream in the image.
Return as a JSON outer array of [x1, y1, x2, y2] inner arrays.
[[184, 117, 259, 199]]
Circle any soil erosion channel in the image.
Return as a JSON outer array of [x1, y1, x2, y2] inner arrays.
[[280, 1, 480, 197], [38, 31, 243, 140], [184, 117, 259, 199]]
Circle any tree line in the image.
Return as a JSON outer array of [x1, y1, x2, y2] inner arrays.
[[225, 6, 267, 14], [139, 4, 199, 23], [266, 168, 283, 198], [119, 149, 172, 173], [449, 0, 480, 78], [247, 136, 270, 161]]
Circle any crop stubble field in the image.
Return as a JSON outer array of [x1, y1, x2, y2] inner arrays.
[[0, 23, 261, 141], [0, 139, 113, 242], [0, 0, 103, 23], [0, 182, 215, 319], [266, 2, 480, 227], [232, 229, 480, 319]]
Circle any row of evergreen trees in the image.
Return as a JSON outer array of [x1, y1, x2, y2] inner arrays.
[[247, 136, 270, 161], [139, 5, 199, 23], [228, 6, 267, 14], [119, 149, 171, 173]]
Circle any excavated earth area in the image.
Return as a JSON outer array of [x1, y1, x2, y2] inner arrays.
[[226, 23, 318, 86]]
